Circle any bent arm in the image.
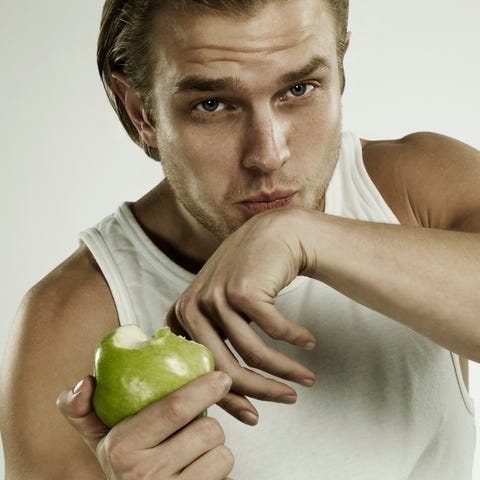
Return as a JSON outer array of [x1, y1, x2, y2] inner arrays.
[[300, 211, 480, 361], [302, 132, 480, 361], [164, 133, 479, 414]]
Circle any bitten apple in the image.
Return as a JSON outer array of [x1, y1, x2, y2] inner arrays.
[[92, 324, 214, 427]]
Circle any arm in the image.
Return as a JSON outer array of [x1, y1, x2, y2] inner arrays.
[[301, 210, 480, 361], [0, 246, 234, 479], [0, 247, 117, 479], [316, 133, 480, 350], [166, 132, 480, 408]]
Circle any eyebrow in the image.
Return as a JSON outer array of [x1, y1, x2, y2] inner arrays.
[[174, 55, 330, 94], [280, 55, 330, 84]]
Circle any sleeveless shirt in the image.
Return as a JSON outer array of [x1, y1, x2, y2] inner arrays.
[[80, 131, 475, 479]]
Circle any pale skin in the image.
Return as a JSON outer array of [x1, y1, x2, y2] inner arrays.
[[1, 1, 479, 479]]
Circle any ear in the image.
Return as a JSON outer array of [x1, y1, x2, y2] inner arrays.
[[343, 31, 351, 57], [111, 72, 158, 148]]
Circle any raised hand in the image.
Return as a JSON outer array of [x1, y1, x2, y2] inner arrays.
[[166, 208, 317, 420]]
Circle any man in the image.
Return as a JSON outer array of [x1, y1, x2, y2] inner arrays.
[[1, 0, 479, 478]]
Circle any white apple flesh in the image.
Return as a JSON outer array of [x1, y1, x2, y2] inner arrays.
[[92, 324, 214, 428]]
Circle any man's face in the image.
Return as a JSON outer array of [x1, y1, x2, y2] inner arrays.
[[150, 0, 344, 240]]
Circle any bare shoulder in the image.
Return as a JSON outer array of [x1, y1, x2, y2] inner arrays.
[[361, 132, 480, 230], [0, 244, 118, 479]]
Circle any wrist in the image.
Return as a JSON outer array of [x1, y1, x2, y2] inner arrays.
[[267, 207, 328, 278], [291, 209, 344, 280]]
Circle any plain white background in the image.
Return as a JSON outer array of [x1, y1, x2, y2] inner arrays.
[[1, 0, 479, 477]]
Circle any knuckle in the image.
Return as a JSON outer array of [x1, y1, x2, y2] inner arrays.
[[175, 296, 189, 323], [198, 416, 225, 444], [197, 292, 214, 316], [100, 434, 128, 469], [175, 295, 198, 331], [130, 466, 150, 480], [208, 372, 232, 400], [162, 396, 190, 426], [265, 323, 287, 340], [226, 282, 252, 309], [243, 349, 264, 368], [148, 452, 172, 478], [200, 286, 224, 315], [216, 445, 235, 471]]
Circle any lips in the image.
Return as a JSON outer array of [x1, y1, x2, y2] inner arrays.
[[239, 191, 297, 215]]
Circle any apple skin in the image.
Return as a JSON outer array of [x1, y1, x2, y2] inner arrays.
[[92, 325, 214, 428]]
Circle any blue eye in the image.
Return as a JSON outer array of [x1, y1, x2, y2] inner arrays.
[[196, 99, 223, 113], [289, 84, 308, 97], [284, 84, 316, 100]]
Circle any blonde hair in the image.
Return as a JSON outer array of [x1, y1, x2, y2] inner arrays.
[[97, 0, 349, 161]]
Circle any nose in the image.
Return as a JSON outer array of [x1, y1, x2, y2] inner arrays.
[[241, 108, 290, 173]]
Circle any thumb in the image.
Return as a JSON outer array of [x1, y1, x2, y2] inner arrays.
[[56, 375, 109, 453]]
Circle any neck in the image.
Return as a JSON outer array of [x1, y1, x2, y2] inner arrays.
[[131, 181, 221, 274]]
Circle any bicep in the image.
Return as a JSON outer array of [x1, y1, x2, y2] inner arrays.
[[1, 292, 105, 479], [403, 133, 480, 232], [0, 249, 118, 479], [362, 132, 480, 231]]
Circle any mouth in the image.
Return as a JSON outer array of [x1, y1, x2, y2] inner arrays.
[[239, 191, 298, 215]]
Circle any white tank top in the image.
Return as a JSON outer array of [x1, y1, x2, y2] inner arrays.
[[80, 131, 475, 479]]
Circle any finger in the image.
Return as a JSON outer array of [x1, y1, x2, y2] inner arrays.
[[182, 310, 297, 399], [174, 290, 304, 404], [197, 295, 315, 386], [230, 292, 316, 350], [179, 445, 234, 480], [194, 282, 316, 383], [218, 310, 316, 386], [168, 300, 268, 420], [216, 392, 259, 426], [56, 375, 110, 453], [166, 302, 228, 342], [165, 303, 190, 338], [151, 416, 226, 477], [113, 371, 232, 451]]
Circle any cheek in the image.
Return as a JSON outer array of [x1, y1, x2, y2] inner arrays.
[[179, 122, 241, 174], [161, 120, 242, 200], [313, 89, 342, 127], [289, 97, 341, 152]]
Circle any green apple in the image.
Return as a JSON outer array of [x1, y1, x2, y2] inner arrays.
[[92, 324, 214, 428]]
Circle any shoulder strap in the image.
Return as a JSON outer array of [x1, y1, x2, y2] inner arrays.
[[79, 226, 137, 325]]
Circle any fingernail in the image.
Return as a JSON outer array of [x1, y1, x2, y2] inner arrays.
[[300, 377, 315, 387], [304, 341, 316, 350], [238, 410, 259, 426], [277, 394, 297, 404], [218, 372, 232, 389], [73, 379, 84, 395]]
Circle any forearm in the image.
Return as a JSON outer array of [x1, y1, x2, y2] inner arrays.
[[161, 205, 479, 408], [300, 211, 480, 361]]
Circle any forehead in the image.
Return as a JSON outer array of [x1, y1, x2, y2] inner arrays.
[[150, 0, 337, 89]]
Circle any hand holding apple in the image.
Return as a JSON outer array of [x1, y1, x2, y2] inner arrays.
[[57, 371, 235, 479], [92, 324, 214, 427]]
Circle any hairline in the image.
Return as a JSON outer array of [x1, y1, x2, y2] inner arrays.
[[98, 0, 349, 161]]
